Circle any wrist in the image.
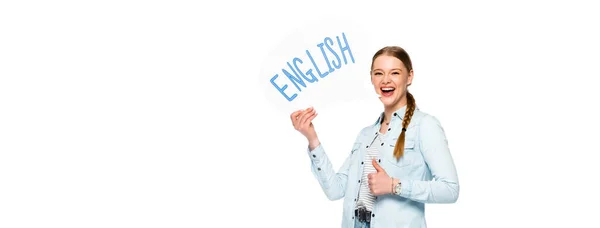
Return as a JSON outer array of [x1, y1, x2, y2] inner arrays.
[[308, 138, 320, 151], [391, 178, 401, 195]]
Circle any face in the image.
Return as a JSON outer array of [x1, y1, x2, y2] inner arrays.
[[371, 55, 414, 109]]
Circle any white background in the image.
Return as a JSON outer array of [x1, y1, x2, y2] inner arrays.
[[1, 0, 599, 227]]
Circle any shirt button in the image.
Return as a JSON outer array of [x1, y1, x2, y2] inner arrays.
[[361, 161, 364, 165], [372, 214, 375, 217], [354, 198, 357, 201], [393, 113, 397, 116], [378, 159, 381, 163], [358, 180, 361, 183], [312, 154, 316, 158], [388, 128, 391, 131], [380, 143, 384, 146], [366, 146, 369, 148], [317, 168, 321, 171]]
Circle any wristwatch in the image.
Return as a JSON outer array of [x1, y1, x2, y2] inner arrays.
[[394, 180, 402, 195]]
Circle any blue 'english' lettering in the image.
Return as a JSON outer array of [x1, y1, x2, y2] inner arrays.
[[268, 32, 355, 102]]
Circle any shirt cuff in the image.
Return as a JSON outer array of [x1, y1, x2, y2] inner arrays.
[[398, 179, 412, 198], [307, 143, 326, 165]]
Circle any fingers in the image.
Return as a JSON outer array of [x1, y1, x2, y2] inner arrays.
[[367, 177, 378, 195], [298, 107, 315, 126], [303, 110, 318, 125], [368, 179, 377, 195], [368, 173, 377, 187], [290, 111, 303, 129], [370, 186, 381, 196], [372, 159, 384, 172], [290, 110, 303, 125], [291, 108, 311, 129], [291, 107, 318, 133]]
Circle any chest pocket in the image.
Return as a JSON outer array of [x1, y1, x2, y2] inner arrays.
[[380, 138, 424, 178], [382, 139, 415, 166]]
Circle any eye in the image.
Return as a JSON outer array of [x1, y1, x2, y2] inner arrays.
[[392, 72, 400, 75], [374, 72, 383, 76]]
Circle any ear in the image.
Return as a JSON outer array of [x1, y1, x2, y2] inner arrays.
[[407, 69, 414, 86]]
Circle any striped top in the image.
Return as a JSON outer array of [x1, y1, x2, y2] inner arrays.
[[356, 131, 386, 212]]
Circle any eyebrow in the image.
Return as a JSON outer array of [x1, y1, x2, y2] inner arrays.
[[372, 68, 403, 72]]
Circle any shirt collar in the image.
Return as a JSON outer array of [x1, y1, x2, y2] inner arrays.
[[372, 105, 418, 126]]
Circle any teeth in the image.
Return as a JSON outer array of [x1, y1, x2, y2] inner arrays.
[[381, 88, 395, 91]]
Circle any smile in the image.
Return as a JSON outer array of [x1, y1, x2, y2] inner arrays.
[[381, 87, 395, 97]]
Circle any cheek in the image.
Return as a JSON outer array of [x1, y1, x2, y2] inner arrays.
[[371, 78, 379, 87], [393, 76, 408, 86]]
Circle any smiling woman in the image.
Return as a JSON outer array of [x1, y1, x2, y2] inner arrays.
[[371, 55, 412, 100], [290, 46, 460, 228]]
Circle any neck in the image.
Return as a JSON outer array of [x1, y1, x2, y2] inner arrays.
[[383, 97, 407, 124]]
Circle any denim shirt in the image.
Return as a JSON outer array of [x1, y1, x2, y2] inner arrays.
[[307, 105, 459, 228]]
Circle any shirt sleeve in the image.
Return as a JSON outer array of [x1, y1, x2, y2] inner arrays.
[[307, 133, 362, 201], [398, 115, 460, 203]]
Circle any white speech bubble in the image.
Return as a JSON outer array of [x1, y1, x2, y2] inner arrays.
[[258, 15, 379, 116]]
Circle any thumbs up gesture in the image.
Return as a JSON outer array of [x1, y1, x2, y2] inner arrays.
[[367, 158, 394, 196]]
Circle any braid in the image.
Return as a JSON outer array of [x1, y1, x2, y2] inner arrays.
[[393, 92, 416, 161]]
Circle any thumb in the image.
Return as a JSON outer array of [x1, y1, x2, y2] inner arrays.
[[372, 159, 384, 173]]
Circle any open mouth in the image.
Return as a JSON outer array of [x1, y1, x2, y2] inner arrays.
[[381, 87, 395, 97]]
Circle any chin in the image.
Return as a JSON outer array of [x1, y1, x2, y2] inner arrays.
[[382, 95, 403, 105], [380, 98, 396, 107]]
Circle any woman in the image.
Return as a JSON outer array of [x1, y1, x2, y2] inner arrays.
[[290, 46, 459, 228]]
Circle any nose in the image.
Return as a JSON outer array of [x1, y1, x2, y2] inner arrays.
[[382, 73, 391, 84]]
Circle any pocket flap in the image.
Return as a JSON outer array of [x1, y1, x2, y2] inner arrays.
[[404, 140, 415, 149], [389, 139, 415, 149]]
